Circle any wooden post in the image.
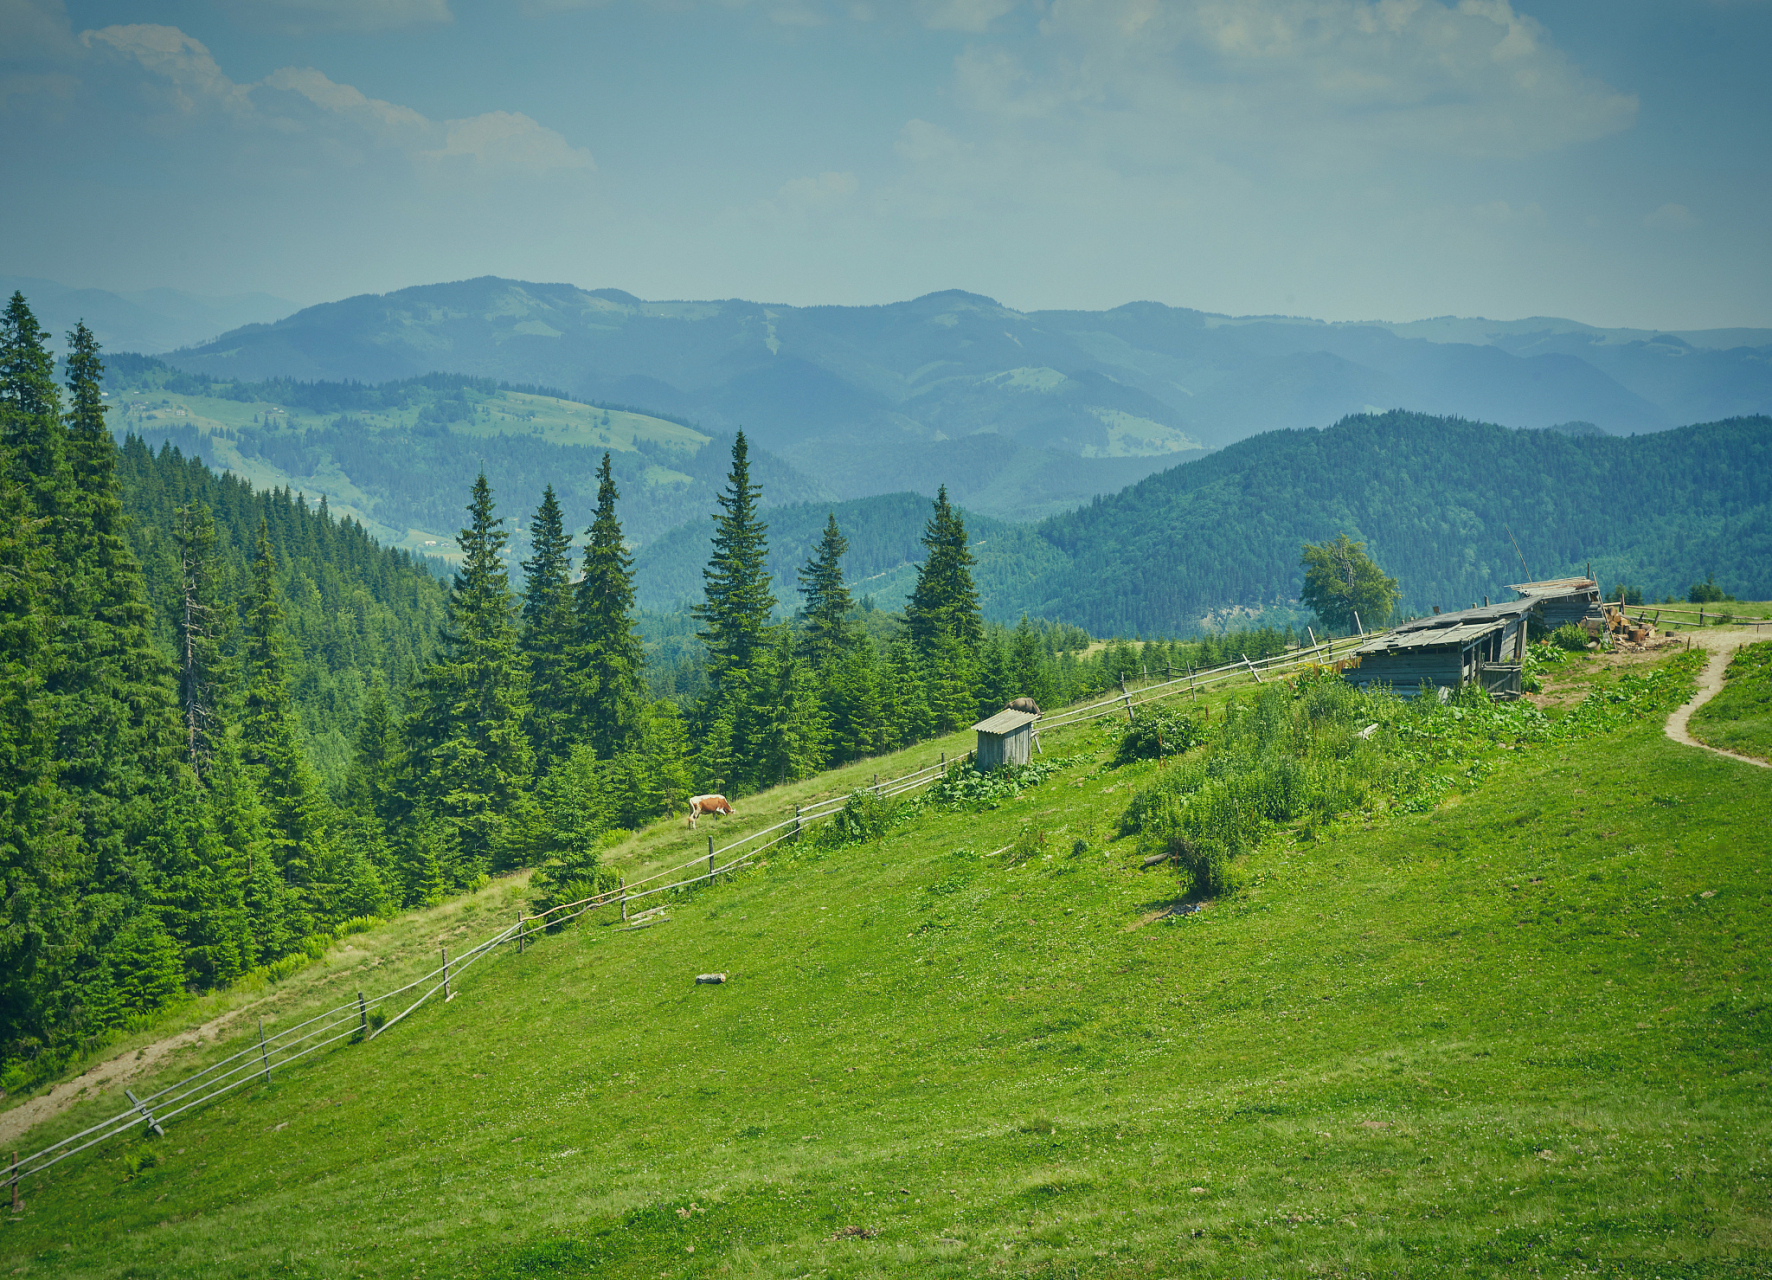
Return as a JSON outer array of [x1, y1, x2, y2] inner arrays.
[[10, 1151, 18, 1213], [517, 912, 525, 954], [1353, 611, 1364, 636], [1123, 692, 1135, 723], [708, 834, 715, 883], [1189, 663, 1197, 701], [357, 991, 368, 1037], [1243, 653, 1262, 684], [257, 1017, 271, 1083], [441, 947, 451, 1002], [620, 875, 627, 923], [125, 1088, 164, 1138], [794, 805, 801, 839], [1307, 625, 1318, 652]]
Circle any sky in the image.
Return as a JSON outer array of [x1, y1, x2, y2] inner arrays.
[[2, 0, 1768, 329]]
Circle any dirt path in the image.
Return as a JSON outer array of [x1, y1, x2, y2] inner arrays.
[[1664, 629, 1771, 769], [0, 1001, 269, 1148]]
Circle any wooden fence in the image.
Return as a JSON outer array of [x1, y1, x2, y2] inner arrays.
[[5, 631, 1377, 1200]]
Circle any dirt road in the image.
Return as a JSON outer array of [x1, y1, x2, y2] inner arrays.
[[1664, 628, 1770, 769]]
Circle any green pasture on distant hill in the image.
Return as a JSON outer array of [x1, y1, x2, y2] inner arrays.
[[4, 645, 1767, 1278], [1691, 640, 1772, 762]]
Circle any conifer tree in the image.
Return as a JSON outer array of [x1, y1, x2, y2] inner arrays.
[[0, 293, 66, 518], [173, 503, 229, 777], [519, 485, 575, 767], [409, 473, 534, 878], [240, 518, 327, 919], [574, 453, 644, 758], [759, 628, 830, 786], [905, 485, 983, 661], [696, 432, 775, 692], [797, 513, 853, 669]]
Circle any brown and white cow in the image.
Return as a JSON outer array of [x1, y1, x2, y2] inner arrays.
[[686, 794, 735, 828]]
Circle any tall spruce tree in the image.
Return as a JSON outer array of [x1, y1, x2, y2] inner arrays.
[[574, 453, 644, 759], [519, 485, 575, 767], [905, 485, 983, 659], [696, 432, 776, 692], [409, 472, 534, 878], [0, 294, 66, 520], [240, 519, 326, 922], [173, 503, 230, 777], [796, 512, 853, 670]]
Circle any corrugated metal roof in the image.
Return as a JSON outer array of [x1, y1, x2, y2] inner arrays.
[[971, 709, 1039, 735], [1390, 599, 1533, 634], [1355, 622, 1501, 653]]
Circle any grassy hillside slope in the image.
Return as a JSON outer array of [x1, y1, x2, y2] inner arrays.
[[2, 649, 1767, 1278], [1691, 640, 1772, 762]]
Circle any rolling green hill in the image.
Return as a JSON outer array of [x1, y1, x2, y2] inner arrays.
[[2, 645, 1766, 1277], [106, 357, 831, 558]]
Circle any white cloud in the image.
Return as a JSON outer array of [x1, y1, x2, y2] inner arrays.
[[1, 0, 81, 60], [960, 0, 1638, 161], [425, 111, 595, 174], [1644, 202, 1695, 231], [210, 0, 452, 34], [74, 26, 594, 178]]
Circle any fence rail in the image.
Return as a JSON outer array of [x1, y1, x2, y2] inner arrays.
[[7, 628, 1387, 1198], [5, 746, 973, 1198]]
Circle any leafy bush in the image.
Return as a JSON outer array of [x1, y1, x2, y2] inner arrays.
[[813, 789, 911, 848], [925, 759, 1067, 810], [1113, 705, 1206, 764], [1551, 624, 1591, 652]]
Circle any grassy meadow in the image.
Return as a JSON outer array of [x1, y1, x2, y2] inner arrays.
[[1691, 640, 1772, 762], [2, 648, 1769, 1278]]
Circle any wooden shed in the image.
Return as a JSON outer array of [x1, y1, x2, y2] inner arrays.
[[971, 708, 1038, 770], [1341, 600, 1532, 699], [1506, 577, 1602, 632]]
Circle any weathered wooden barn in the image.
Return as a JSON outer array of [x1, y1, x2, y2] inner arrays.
[[1507, 577, 1602, 631], [971, 708, 1038, 770], [1341, 600, 1532, 698]]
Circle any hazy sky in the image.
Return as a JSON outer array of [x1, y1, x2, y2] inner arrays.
[[3, 0, 1768, 328]]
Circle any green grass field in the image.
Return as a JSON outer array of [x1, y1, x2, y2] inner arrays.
[[1691, 641, 1772, 762], [3, 654, 1769, 1278]]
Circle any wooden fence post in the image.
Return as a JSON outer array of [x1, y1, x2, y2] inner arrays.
[[708, 835, 715, 883], [620, 875, 627, 923], [517, 913, 525, 954], [357, 991, 368, 1038], [1243, 653, 1263, 684], [441, 947, 451, 1002], [1307, 626, 1318, 652], [124, 1088, 164, 1138], [257, 1016, 271, 1084], [1189, 664, 1197, 701], [10, 1151, 18, 1212]]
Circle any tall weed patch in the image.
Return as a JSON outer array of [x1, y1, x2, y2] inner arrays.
[[1122, 651, 1704, 898]]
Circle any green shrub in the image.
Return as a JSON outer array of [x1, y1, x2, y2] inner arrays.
[[1551, 624, 1590, 653], [1113, 705, 1206, 764], [814, 789, 910, 848]]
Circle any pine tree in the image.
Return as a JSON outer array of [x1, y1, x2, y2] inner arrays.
[[519, 485, 575, 768], [240, 518, 327, 923], [574, 454, 644, 759], [759, 628, 830, 786], [696, 432, 776, 692], [173, 503, 230, 777], [0, 293, 67, 520], [905, 485, 983, 661], [408, 472, 534, 879], [797, 513, 853, 669]]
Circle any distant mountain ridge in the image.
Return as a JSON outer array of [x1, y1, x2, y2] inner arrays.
[[1, 275, 294, 355], [657, 412, 1771, 638], [158, 278, 1772, 522]]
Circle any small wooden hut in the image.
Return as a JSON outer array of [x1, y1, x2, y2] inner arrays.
[[1341, 599, 1532, 698], [971, 709, 1038, 770], [1506, 577, 1602, 632]]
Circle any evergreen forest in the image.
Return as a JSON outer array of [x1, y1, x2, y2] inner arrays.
[[2, 293, 1288, 1096]]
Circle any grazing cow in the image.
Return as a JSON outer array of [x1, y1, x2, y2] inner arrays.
[[686, 794, 735, 829], [1006, 696, 1041, 716]]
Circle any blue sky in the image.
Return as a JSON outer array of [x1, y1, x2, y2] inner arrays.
[[2, 0, 1768, 328]]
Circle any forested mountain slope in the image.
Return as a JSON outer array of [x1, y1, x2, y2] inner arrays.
[[997, 412, 1772, 636], [118, 438, 447, 794]]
